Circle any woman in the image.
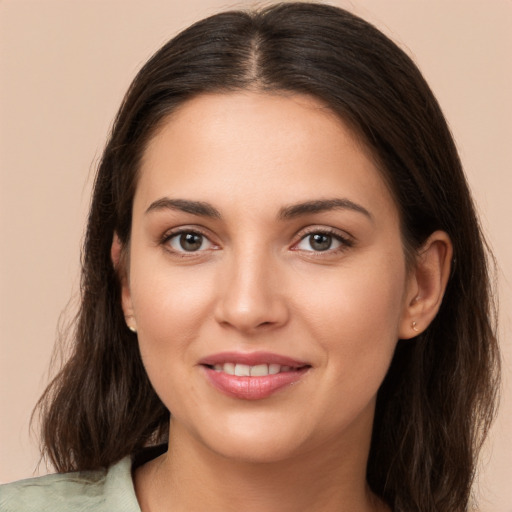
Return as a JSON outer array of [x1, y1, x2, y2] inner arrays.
[[0, 2, 499, 511]]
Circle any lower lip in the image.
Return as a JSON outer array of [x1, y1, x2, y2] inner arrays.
[[202, 366, 310, 400]]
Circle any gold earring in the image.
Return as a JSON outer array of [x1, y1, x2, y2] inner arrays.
[[411, 321, 419, 333]]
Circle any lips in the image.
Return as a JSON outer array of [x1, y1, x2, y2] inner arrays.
[[199, 352, 311, 400]]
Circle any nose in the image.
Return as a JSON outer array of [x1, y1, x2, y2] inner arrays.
[[213, 250, 289, 334]]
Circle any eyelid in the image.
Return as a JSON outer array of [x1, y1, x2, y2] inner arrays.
[[158, 224, 353, 256], [160, 226, 219, 255], [291, 226, 354, 253]]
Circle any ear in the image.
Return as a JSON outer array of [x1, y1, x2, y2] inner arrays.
[[399, 230, 453, 339], [111, 233, 137, 333]]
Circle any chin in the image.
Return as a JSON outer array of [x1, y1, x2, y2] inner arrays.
[[188, 417, 312, 464]]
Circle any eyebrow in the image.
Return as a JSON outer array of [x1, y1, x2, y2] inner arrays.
[[145, 198, 221, 218], [145, 197, 372, 222], [278, 198, 373, 221]]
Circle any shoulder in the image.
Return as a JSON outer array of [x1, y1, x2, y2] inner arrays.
[[0, 456, 140, 512]]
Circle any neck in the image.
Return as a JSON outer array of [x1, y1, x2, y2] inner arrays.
[[135, 417, 387, 512]]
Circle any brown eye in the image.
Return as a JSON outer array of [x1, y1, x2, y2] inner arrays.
[[308, 233, 333, 251], [169, 232, 211, 252], [295, 231, 348, 253]]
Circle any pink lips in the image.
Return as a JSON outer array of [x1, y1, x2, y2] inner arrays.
[[199, 351, 311, 401]]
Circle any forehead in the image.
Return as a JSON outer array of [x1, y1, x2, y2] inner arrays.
[[136, 91, 397, 222]]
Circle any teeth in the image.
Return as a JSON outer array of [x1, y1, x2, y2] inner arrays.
[[269, 364, 280, 375], [224, 362, 236, 375], [211, 363, 297, 376], [250, 364, 268, 376], [234, 364, 250, 376]]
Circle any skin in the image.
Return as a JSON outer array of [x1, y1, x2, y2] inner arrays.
[[115, 91, 452, 512]]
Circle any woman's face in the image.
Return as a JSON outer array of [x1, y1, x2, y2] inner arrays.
[[122, 92, 415, 463]]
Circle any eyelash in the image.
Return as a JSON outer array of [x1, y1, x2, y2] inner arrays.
[[292, 227, 354, 255], [160, 227, 354, 257], [160, 228, 216, 257]]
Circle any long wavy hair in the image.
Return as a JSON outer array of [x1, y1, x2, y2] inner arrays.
[[35, 3, 500, 511]]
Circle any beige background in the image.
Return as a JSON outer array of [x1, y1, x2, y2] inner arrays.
[[0, 0, 510, 510]]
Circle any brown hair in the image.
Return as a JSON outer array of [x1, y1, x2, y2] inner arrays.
[[36, 3, 500, 511]]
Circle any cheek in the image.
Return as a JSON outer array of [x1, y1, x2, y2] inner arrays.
[[129, 259, 216, 356], [293, 256, 406, 434], [299, 253, 406, 371], [306, 261, 403, 312], [128, 262, 218, 413]]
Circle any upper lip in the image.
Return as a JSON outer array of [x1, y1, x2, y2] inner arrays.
[[199, 351, 310, 368]]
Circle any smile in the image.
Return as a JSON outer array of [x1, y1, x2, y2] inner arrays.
[[199, 352, 311, 400], [210, 363, 296, 376]]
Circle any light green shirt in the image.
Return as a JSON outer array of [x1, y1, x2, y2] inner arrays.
[[0, 456, 140, 512]]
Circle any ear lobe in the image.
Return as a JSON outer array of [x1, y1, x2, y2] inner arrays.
[[399, 230, 453, 339], [111, 233, 136, 331]]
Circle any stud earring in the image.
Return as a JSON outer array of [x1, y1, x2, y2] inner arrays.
[[126, 318, 137, 333], [411, 321, 419, 333]]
